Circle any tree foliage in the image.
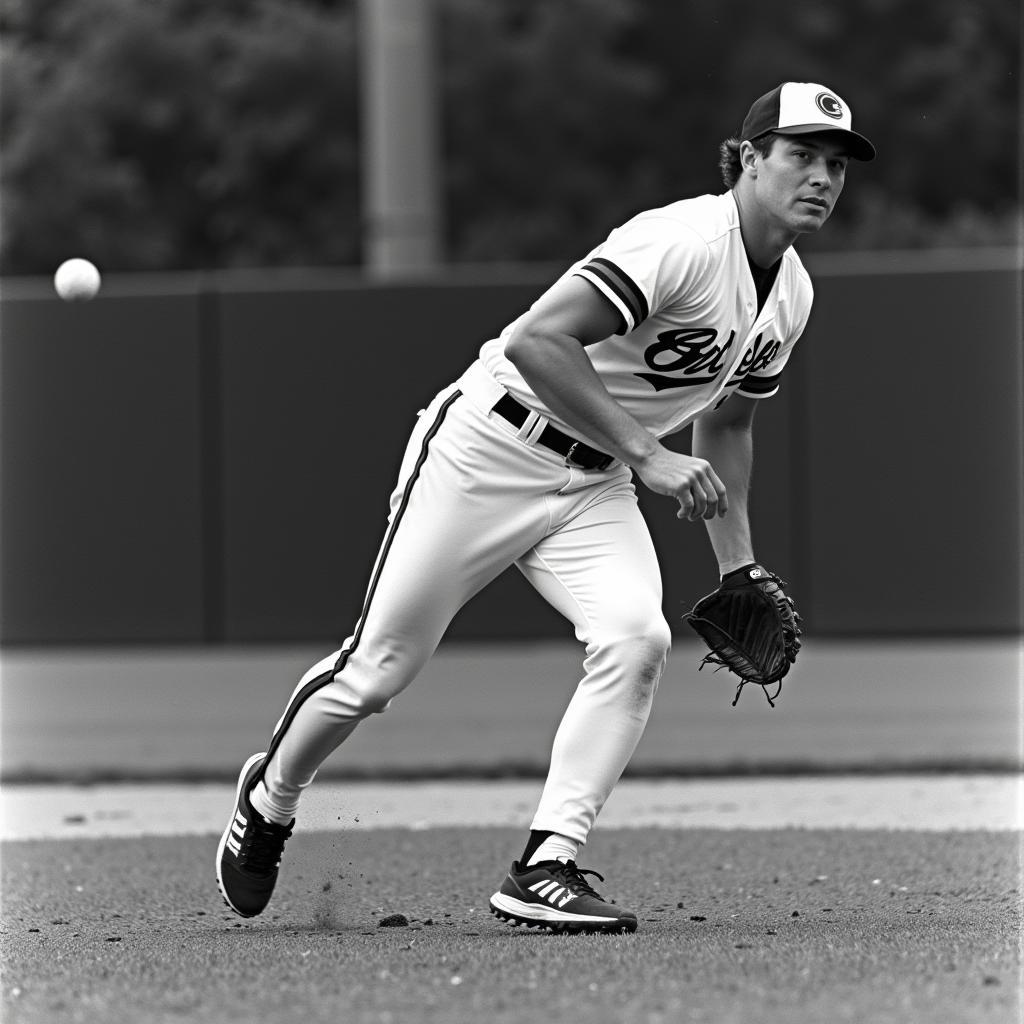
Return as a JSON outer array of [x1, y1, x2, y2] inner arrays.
[[1, 0, 361, 273], [1, 0, 1019, 274]]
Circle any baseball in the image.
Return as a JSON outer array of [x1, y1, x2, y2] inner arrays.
[[54, 258, 102, 301]]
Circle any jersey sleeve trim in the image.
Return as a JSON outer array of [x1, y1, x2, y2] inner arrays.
[[574, 257, 649, 333], [736, 371, 783, 398]]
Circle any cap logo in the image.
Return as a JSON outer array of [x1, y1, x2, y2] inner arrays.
[[815, 92, 844, 119]]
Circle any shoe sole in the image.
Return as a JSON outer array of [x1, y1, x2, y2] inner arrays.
[[488, 893, 638, 934], [215, 751, 267, 917]]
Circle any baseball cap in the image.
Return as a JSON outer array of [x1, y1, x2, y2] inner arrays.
[[741, 82, 876, 161]]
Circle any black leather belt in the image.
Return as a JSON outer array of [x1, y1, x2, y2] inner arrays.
[[493, 393, 615, 471]]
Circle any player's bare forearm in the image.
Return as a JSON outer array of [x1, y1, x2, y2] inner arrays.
[[509, 327, 729, 520], [507, 323, 659, 466], [693, 407, 756, 574], [505, 277, 729, 521]]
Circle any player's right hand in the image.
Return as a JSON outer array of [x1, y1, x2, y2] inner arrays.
[[635, 449, 728, 522]]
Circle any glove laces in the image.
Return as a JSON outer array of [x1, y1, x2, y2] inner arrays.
[[731, 676, 783, 708], [697, 651, 784, 708]]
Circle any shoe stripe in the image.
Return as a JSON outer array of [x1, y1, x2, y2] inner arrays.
[[527, 880, 576, 905], [226, 836, 241, 855], [254, 389, 464, 784]]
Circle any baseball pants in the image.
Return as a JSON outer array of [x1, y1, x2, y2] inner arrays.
[[257, 360, 672, 843]]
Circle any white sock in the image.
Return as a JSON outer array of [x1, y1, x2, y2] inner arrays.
[[249, 779, 297, 826], [527, 834, 580, 866]]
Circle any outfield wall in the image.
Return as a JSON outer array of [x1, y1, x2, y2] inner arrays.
[[1, 251, 1021, 643]]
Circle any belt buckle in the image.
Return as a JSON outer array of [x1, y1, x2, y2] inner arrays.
[[565, 440, 613, 471], [564, 441, 585, 469]]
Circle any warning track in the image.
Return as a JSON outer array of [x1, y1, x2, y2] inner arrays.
[[1, 774, 1019, 840]]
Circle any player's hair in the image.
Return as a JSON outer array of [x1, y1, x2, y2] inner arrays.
[[718, 133, 779, 188]]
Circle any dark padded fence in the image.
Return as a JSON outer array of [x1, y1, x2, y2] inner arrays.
[[1, 253, 1020, 644]]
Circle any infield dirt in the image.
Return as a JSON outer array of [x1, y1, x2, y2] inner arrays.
[[2, 826, 1019, 1024]]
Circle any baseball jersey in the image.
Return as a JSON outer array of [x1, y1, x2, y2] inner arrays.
[[477, 191, 813, 443]]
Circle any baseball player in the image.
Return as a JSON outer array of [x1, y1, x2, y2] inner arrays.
[[217, 82, 874, 933]]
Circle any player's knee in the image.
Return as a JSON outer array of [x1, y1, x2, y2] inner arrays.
[[594, 614, 671, 689], [352, 686, 393, 715], [605, 622, 670, 718], [610, 613, 672, 667], [332, 643, 425, 716], [322, 676, 392, 717], [633, 617, 672, 683], [646, 615, 673, 662], [328, 670, 402, 717]]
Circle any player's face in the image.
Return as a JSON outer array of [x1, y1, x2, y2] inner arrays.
[[752, 134, 849, 234]]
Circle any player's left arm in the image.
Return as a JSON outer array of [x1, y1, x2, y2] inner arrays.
[[692, 396, 759, 574]]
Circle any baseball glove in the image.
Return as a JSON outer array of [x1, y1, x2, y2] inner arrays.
[[683, 563, 802, 707]]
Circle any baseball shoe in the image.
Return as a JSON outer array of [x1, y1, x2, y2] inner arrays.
[[216, 752, 294, 918], [489, 860, 638, 934]]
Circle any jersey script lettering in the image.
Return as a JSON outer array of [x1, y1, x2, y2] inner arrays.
[[635, 328, 782, 392]]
